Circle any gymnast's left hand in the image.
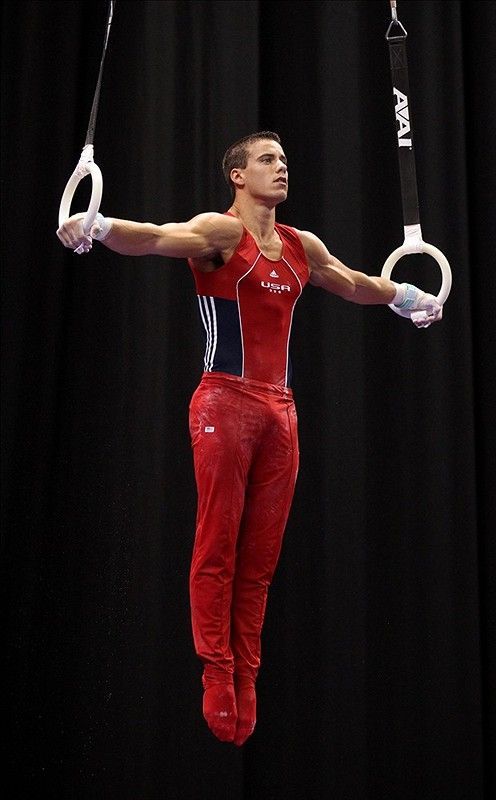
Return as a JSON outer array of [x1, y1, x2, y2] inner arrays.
[[410, 292, 443, 328], [57, 212, 92, 254], [393, 282, 444, 328]]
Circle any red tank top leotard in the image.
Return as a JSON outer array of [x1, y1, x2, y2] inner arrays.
[[189, 220, 309, 388]]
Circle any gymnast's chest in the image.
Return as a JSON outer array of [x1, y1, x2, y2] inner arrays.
[[236, 255, 302, 312]]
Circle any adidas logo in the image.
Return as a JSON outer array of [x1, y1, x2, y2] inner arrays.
[[270, 270, 279, 278]]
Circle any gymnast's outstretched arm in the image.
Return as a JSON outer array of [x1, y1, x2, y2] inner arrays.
[[56, 211, 242, 260], [298, 228, 442, 327]]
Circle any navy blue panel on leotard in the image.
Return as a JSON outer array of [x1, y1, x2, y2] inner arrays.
[[197, 296, 243, 377]]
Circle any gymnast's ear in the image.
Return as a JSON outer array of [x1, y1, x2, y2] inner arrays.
[[230, 168, 245, 189]]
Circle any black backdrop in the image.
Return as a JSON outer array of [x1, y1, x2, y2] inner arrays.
[[2, 2, 495, 798]]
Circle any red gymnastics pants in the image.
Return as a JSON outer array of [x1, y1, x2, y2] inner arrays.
[[189, 372, 299, 686]]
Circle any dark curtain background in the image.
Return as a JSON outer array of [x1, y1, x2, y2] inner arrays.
[[2, 2, 494, 798]]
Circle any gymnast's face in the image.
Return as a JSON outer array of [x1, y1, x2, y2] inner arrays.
[[232, 139, 288, 204]]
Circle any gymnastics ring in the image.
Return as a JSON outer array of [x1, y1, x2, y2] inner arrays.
[[58, 144, 103, 252], [381, 238, 452, 318]]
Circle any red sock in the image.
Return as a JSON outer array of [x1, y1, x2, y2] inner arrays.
[[202, 674, 237, 742], [233, 677, 257, 747]]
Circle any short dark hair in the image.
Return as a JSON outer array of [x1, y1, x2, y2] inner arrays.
[[222, 131, 281, 195]]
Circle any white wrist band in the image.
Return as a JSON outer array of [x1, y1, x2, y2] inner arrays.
[[92, 212, 113, 241], [392, 282, 406, 306], [392, 282, 419, 309]]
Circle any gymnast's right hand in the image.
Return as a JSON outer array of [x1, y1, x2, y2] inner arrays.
[[57, 212, 93, 253]]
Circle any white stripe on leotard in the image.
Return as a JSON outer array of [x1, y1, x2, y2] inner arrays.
[[197, 295, 218, 371]]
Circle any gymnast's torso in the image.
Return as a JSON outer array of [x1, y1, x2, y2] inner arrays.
[[189, 222, 309, 388]]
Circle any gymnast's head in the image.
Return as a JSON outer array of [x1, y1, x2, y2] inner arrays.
[[222, 132, 288, 203]]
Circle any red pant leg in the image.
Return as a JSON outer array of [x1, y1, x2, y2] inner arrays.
[[189, 375, 254, 677], [230, 391, 299, 682]]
